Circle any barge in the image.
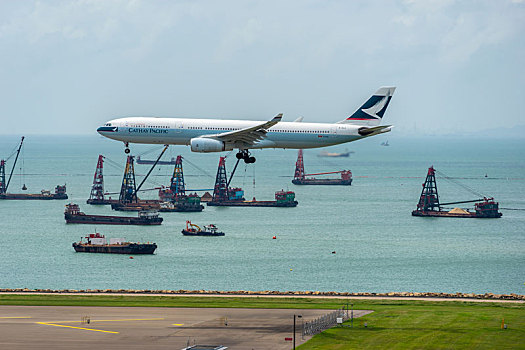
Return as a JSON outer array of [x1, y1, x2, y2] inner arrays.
[[0, 185, 68, 200], [73, 233, 157, 254], [293, 150, 352, 185], [111, 200, 161, 211], [208, 190, 298, 207], [65, 203, 163, 225], [182, 221, 224, 236], [411, 166, 502, 218]]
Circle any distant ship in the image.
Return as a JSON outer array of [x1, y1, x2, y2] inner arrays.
[[136, 156, 177, 165], [317, 149, 354, 158], [381, 141, 389, 146]]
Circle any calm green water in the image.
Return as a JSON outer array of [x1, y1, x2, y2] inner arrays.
[[0, 134, 524, 294]]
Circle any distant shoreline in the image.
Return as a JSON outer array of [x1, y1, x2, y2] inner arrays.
[[1, 288, 523, 303]]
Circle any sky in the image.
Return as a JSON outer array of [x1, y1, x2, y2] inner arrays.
[[0, 0, 524, 136]]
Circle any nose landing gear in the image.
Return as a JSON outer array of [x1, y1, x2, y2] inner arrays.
[[124, 142, 130, 154], [236, 150, 255, 164]]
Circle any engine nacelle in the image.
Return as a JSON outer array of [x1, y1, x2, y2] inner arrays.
[[190, 138, 231, 152]]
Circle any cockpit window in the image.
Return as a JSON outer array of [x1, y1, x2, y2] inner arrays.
[[105, 123, 112, 126]]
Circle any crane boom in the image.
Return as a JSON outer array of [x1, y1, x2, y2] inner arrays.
[[304, 171, 344, 176], [6, 136, 24, 192], [440, 199, 484, 206]]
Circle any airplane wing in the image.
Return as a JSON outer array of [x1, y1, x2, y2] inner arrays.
[[203, 113, 282, 146]]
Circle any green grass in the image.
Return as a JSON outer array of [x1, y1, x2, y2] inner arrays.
[[298, 300, 525, 350], [1, 294, 523, 349]]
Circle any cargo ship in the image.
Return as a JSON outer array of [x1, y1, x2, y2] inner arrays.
[[0, 185, 68, 200], [411, 166, 502, 218], [136, 156, 177, 165], [182, 221, 225, 236], [73, 233, 157, 254], [208, 190, 298, 207], [64, 203, 163, 225]]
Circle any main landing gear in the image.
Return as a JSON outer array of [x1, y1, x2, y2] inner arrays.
[[236, 150, 255, 164], [124, 142, 130, 154]]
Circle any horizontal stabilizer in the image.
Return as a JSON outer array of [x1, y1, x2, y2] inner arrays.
[[358, 125, 392, 136]]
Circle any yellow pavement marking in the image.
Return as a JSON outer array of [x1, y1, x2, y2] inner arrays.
[[0, 316, 32, 319], [36, 322, 119, 334], [58, 318, 165, 324], [36, 318, 164, 334], [172, 323, 184, 326]]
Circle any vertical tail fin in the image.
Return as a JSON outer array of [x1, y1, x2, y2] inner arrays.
[[338, 86, 396, 126]]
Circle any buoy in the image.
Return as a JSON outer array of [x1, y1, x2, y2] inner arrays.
[[290, 268, 293, 271], [129, 256, 134, 259], [22, 184, 27, 190], [272, 236, 276, 239], [331, 251, 336, 254]]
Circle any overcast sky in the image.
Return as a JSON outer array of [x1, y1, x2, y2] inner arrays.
[[1, 0, 524, 136]]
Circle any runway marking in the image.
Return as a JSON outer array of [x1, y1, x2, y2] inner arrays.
[[58, 318, 165, 324], [36, 318, 164, 334], [0, 316, 32, 319], [36, 322, 119, 334]]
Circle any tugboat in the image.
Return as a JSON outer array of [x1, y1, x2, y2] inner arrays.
[[181, 221, 225, 236], [72, 233, 157, 254]]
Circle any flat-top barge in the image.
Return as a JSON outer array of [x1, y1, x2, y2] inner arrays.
[[0, 185, 68, 200], [65, 203, 163, 225], [208, 190, 298, 207], [411, 166, 502, 218], [73, 233, 157, 254]]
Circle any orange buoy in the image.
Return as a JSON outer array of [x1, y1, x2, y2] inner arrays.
[[272, 236, 276, 239], [129, 256, 134, 259]]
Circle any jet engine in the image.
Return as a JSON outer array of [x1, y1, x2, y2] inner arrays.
[[190, 138, 232, 152]]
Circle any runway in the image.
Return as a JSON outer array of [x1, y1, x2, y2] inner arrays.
[[0, 305, 371, 349]]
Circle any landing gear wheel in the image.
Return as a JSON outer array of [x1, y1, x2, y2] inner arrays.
[[124, 142, 130, 154], [236, 152, 243, 159], [125, 148, 130, 154], [248, 156, 256, 163]]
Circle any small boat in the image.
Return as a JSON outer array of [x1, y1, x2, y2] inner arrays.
[[181, 221, 225, 236]]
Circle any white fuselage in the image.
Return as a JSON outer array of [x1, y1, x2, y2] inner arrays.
[[98, 117, 368, 150]]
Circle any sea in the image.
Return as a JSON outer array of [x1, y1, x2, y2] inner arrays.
[[0, 134, 524, 295]]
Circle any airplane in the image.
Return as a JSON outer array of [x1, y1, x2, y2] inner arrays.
[[97, 86, 396, 163]]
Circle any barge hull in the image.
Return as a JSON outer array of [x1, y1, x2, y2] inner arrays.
[[0, 193, 68, 200], [207, 200, 298, 207], [72, 243, 157, 254], [65, 214, 162, 225], [411, 210, 502, 218], [292, 179, 352, 185]]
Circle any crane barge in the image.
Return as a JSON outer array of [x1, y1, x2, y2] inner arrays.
[[411, 166, 502, 218], [0, 137, 68, 200], [292, 149, 352, 185]]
